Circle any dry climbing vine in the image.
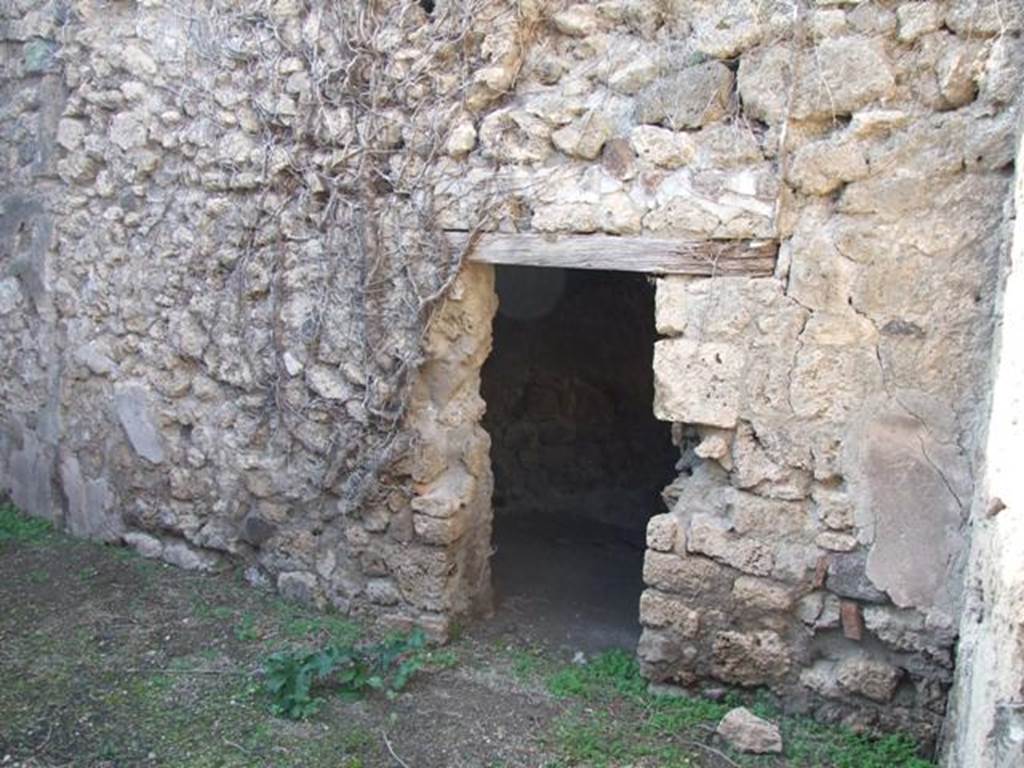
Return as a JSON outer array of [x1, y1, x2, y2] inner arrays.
[[178, 0, 525, 513]]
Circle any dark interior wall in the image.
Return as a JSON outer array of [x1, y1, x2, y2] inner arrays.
[[481, 266, 678, 535]]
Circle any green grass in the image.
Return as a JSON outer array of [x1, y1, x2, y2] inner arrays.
[[784, 720, 934, 768], [546, 648, 647, 700], [0, 501, 52, 544], [279, 607, 362, 646], [535, 649, 934, 768], [234, 613, 261, 642]]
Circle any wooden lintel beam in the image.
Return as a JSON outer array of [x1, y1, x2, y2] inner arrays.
[[445, 231, 778, 277]]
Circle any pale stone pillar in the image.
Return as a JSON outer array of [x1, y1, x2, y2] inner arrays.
[[944, 128, 1024, 768]]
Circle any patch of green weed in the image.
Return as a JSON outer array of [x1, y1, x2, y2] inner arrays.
[[546, 649, 646, 700], [279, 607, 361, 646], [0, 502, 52, 544], [505, 645, 547, 681], [235, 614, 261, 642], [263, 628, 427, 719], [785, 718, 934, 767]]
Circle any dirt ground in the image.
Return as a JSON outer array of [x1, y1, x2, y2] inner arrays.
[[0, 508, 934, 768]]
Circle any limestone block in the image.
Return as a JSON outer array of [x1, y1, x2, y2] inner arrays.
[[814, 486, 856, 530], [694, 12, 765, 59], [863, 605, 956, 657], [801, 312, 878, 347], [836, 656, 903, 702], [124, 531, 163, 559], [278, 570, 319, 604], [598, 191, 643, 235], [635, 62, 734, 130], [655, 276, 783, 339], [639, 589, 700, 637], [937, 45, 979, 108], [653, 339, 744, 428], [217, 130, 256, 164], [739, 40, 894, 123], [817, 594, 842, 628], [945, 0, 1023, 35], [797, 592, 825, 624], [71, 343, 117, 377], [552, 4, 599, 37], [732, 576, 793, 612], [728, 491, 810, 538], [896, 3, 940, 42], [691, 123, 765, 169], [800, 659, 842, 697], [811, 10, 848, 39], [479, 108, 551, 164], [114, 384, 165, 464], [685, 514, 773, 576], [646, 513, 682, 552], [163, 541, 219, 572], [57, 151, 97, 183], [531, 203, 597, 233], [552, 112, 612, 160], [790, 345, 882, 420], [445, 118, 477, 157], [366, 578, 401, 606], [629, 126, 696, 169], [637, 627, 686, 666], [796, 37, 895, 119], [56, 118, 86, 151], [607, 53, 658, 95], [730, 427, 813, 501], [711, 630, 791, 685], [816, 531, 858, 552], [787, 140, 869, 196], [643, 550, 729, 596], [306, 364, 351, 400], [413, 512, 467, 545], [849, 109, 910, 138], [109, 110, 148, 151], [737, 46, 792, 124], [694, 429, 732, 468], [642, 198, 720, 237], [846, 3, 899, 35], [716, 707, 783, 754]]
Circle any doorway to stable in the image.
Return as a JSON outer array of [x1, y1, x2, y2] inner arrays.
[[481, 266, 678, 652]]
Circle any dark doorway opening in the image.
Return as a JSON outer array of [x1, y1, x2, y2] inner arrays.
[[481, 266, 678, 653]]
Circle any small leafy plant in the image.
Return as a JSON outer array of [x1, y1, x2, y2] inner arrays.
[[263, 628, 427, 719]]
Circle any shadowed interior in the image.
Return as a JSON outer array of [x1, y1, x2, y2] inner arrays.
[[481, 266, 678, 652]]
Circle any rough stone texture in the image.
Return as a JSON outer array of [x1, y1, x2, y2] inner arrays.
[[837, 657, 904, 703], [635, 62, 735, 130], [0, 0, 1021, 752], [653, 340, 744, 428], [944, 123, 1024, 768], [716, 707, 783, 754]]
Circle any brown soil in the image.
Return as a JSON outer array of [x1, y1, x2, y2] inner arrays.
[[0, 525, 931, 768]]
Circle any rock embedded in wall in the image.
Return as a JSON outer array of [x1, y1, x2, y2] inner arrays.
[[653, 339, 744, 428]]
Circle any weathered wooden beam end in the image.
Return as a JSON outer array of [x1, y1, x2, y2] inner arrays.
[[445, 231, 778, 277]]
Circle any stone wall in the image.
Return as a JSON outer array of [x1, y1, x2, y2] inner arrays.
[[2, 0, 1023, 754], [0, 0, 510, 638], [943, 120, 1024, 768]]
